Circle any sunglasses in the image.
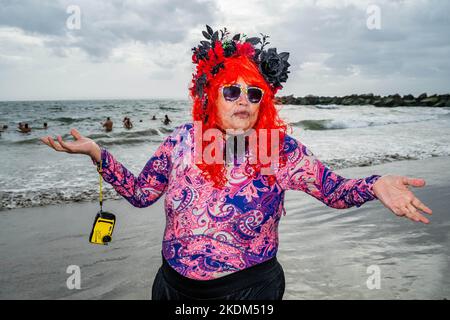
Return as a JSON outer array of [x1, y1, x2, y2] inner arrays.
[[221, 83, 264, 104]]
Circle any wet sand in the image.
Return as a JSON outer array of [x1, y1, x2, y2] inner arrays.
[[1, 156, 449, 299]]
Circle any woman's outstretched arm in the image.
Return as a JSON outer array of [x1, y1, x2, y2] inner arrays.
[[92, 133, 177, 208], [276, 135, 381, 209]]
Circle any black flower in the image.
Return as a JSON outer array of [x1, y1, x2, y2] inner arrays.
[[223, 40, 237, 57], [258, 48, 290, 88], [192, 40, 211, 62], [211, 62, 225, 76]]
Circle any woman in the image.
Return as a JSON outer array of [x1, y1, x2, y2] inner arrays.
[[40, 26, 432, 300]]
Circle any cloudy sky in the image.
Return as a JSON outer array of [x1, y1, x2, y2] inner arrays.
[[0, 0, 449, 101]]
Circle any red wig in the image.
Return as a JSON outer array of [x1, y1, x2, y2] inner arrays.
[[189, 53, 290, 189]]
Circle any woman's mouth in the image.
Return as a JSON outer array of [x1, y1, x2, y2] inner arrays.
[[233, 111, 250, 119]]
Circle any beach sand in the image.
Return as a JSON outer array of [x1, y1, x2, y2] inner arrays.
[[1, 156, 449, 299]]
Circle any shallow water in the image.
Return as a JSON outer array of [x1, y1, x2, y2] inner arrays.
[[280, 186, 450, 299]]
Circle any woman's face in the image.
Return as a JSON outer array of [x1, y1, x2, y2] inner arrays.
[[215, 76, 260, 133]]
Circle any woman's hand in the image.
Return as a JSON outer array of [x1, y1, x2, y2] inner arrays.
[[40, 128, 101, 162], [372, 175, 433, 224]]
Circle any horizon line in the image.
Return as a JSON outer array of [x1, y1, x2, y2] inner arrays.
[[1, 92, 449, 103]]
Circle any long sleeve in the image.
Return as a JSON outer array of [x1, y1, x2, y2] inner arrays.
[[276, 135, 382, 209], [92, 131, 178, 208]]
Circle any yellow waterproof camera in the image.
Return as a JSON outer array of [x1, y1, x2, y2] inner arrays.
[[89, 211, 116, 245], [89, 159, 116, 245]]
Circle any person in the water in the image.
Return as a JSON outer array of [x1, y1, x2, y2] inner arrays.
[[102, 117, 113, 132], [123, 117, 133, 129], [163, 115, 171, 125], [20, 123, 31, 133]]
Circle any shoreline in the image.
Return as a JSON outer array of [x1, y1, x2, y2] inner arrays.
[[2, 154, 449, 212], [0, 155, 449, 299]]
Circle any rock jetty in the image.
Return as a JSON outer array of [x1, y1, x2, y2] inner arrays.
[[275, 93, 450, 107]]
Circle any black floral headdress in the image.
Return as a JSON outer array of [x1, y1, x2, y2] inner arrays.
[[190, 25, 291, 121]]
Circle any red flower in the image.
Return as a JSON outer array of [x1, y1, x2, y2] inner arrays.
[[192, 52, 198, 64], [236, 42, 255, 58]]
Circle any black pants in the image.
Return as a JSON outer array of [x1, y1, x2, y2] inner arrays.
[[151, 253, 285, 300]]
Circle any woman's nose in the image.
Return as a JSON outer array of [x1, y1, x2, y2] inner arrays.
[[236, 91, 250, 105]]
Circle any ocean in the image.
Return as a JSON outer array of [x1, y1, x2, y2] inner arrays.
[[1, 99, 450, 210]]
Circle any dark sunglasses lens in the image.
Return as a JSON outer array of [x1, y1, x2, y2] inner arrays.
[[223, 85, 241, 101], [247, 88, 263, 103]]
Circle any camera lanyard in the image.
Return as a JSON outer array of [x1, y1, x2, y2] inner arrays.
[[97, 159, 103, 212]]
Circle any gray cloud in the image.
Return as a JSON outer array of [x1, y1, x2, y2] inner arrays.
[[0, 0, 219, 59], [0, 0, 67, 36], [274, 0, 450, 84]]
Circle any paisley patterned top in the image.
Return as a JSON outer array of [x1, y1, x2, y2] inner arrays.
[[94, 122, 381, 280]]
